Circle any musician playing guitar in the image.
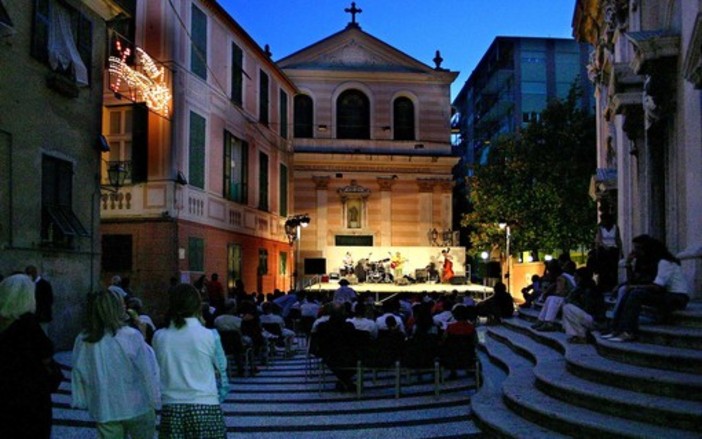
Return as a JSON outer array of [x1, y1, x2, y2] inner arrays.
[[390, 251, 408, 279]]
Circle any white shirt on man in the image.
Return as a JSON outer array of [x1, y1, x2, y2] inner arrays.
[[654, 259, 690, 295]]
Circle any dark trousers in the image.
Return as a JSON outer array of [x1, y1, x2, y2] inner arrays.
[[614, 288, 689, 333]]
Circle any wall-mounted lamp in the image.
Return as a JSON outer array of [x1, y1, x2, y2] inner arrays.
[[284, 214, 311, 244], [317, 124, 328, 132], [102, 162, 128, 193], [175, 171, 188, 186]]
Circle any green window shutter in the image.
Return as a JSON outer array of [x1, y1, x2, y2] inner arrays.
[[189, 111, 206, 189], [279, 164, 288, 217], [131, 104, 148, 183], [188, 237, 204, 272], [279, 90, 288, 138], [231, 43, 243, 105], [258, 152, 268, 211], [191, 4, 207, 80], [259, 71, 269, 125]]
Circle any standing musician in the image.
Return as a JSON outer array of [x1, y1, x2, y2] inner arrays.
[[390, 251, 408, 280], [441, 248, 454, 283]]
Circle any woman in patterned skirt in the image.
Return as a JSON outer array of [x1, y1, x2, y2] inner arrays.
[[153, 283, 229, 438]]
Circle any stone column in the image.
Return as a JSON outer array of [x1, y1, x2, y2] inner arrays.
[[416, 179, 435, 246], [312, 176, 330, 252], [377, 177, 395, 246]]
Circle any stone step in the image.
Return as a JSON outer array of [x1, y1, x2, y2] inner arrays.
[[637, 323, 702, 350], [53, 349, 481, 437], [471, 349, 569, 438], [482, 329, 701, 438], [488, 325, 702, 431], [502, 317, 702, 401], [673, 301, 702, 328], [518, 302, 702, 372], [595, 333, 702, 374]]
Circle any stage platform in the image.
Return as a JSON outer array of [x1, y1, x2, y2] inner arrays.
[[304, 280, 494, 301]]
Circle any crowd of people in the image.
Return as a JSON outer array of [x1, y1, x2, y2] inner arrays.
[[520, 234, 691, 344], [0, 230, 692, 437]]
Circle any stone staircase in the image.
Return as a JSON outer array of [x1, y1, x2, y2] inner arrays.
[[472, 300, 702, 438], [51, 341, 483, 438]]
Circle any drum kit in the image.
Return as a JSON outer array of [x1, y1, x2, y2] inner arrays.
[[341, 257, 394, 283]]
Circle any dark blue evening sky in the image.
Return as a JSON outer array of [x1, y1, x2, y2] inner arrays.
[[219, 0, 577, 99]]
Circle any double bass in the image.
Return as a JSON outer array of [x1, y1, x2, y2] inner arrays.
[[441, 248, 454, 283]]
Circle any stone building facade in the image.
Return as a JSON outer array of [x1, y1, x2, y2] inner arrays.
[[0, 0, 131, 349], [278, 18, 460, 279], [573, 0, 702, 296], [100, 0, 297, 318]]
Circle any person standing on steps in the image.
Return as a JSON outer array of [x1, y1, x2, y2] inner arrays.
[[594, 213, 623, 292]]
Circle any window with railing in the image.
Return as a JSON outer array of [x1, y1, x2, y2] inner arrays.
[[41, 155, 88, 247]]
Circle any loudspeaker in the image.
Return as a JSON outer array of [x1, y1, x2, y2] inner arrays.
[[304, 258, 327, 275], [450, 276, 467, 285]]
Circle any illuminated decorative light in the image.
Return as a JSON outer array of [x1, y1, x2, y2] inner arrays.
[[109, 46, 172, 117]]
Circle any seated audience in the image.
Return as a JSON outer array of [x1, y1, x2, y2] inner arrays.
[[316, 305, 359, 392], [520, 274, 543, 308], [476, 282, 514, 323], [531, 261, 576, 331], [376, 300, 406, 334], [605, 235, 690, 342], [346, 302, 378, 339], [562, 267, 603, 343]]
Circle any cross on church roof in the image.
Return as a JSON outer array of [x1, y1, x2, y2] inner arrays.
[[345, 2, 362, 28]]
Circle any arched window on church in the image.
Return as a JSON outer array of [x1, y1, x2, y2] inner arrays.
[[294, 94, 313, 138], [337, 89, 370, 139], [393, 97, 415, 140]]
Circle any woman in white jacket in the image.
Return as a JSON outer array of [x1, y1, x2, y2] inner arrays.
[[153, 283, 229, 438], [71, 290, 160, 438]]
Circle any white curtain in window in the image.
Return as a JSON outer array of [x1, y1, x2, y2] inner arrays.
[[48, 2, 88, 85]]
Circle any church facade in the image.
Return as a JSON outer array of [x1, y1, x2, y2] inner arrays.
[[278, 15, 461, 281], [573, 0, 702, 297]]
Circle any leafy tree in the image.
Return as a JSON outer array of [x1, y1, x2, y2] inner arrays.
[[461, 84, 597, 258]]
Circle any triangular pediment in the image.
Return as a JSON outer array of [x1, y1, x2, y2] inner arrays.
[[278, 26, 437, 74]]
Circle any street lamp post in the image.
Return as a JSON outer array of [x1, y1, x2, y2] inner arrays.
[[499, 222, 511, 293], [285, 214, 311, 291]]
